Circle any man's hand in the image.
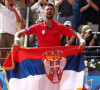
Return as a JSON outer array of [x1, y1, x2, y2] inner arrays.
[[43, 0, 48, 3], [38, 0, 44, 4], [93, 34, 98, 40], [29, 35, 34, 44], [72, 31, 86, 50], [55, 0, 63, 7], [84, 32, 91, 40], [13, 39, 20, 50], [86, 0, 92, 5], [13, 30, 25, 50]]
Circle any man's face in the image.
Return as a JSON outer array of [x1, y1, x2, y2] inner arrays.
[[5, 0, 14, 7], [44, 6, 55, 19]]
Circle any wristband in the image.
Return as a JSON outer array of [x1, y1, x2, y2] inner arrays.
[[14, 37, 20, 41], [80, 39, 85, 43]]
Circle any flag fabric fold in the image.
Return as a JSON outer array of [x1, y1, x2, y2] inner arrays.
[[3, 46, 84, 90]]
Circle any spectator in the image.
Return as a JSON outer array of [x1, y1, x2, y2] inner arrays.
[[79, 0, 100, 32], [61, 21, 72, 46], [82, 25, 99, 47], [31, 0, 48, 21], [13, 3, 85, 50], [0, 0, 21, 67], [55, 0, 75, 29], [63, 21, 76, 46], [82, 25, 99, 63]]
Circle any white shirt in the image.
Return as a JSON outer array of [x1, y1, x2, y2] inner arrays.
[[31, 2, 45, 20], [0, 4, 20, 35]]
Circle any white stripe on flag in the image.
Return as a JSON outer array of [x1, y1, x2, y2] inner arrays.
[[9, 70, 84, 90]]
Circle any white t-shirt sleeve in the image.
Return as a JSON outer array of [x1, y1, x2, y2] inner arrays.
[[31, 3, 38, 10]]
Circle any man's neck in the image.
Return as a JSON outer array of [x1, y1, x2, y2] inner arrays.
[[45, 19, 54, 27]]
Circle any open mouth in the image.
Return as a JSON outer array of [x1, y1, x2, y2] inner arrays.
[[9, 3, 13, 7], [47, 12, 52, 15]]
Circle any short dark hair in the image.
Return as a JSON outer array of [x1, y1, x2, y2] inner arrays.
[[46, 2, 55, 11]]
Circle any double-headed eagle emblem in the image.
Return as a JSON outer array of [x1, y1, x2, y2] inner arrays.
[[42, 49, 67, 83]]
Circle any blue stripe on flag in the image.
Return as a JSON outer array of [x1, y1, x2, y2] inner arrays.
[[7, 53, 84, 81], [64, 53, 84, 71], [7, 58, 45, 81]]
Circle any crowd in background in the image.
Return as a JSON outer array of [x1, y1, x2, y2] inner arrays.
[[0, 0, 100, 67]]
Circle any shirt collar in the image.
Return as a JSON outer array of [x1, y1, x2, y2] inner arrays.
[[43, 21, 56, 28]]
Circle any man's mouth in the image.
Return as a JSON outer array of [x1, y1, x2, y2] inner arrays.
[[47, 13, 52, 15]]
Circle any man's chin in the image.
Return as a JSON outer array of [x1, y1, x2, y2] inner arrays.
[[46, 16, 53, 19]]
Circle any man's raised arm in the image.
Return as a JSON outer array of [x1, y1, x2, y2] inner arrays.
[[13, 29, 26, 50]]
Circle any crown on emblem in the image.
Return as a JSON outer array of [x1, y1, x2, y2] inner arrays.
[[42, 49, 63, 59]]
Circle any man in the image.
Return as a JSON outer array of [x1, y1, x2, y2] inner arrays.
[[0, 0, 21, 66], [55, 0, 75, 29], [13, 3, 85, 49]]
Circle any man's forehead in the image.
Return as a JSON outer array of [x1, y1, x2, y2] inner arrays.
[[45, 6, 54, 9]]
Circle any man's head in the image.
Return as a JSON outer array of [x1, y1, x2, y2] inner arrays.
[[82, 25, 92, 34], [5, 0, 14, 7], [64, 21, 72, 28], [44, 3, 55, 20]]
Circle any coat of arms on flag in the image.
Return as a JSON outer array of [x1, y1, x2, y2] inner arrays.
[[2, 46, 85, 90], [43, 49, 66, 83]]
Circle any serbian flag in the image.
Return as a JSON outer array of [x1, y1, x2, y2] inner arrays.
[[3, 46, 84, 90]]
